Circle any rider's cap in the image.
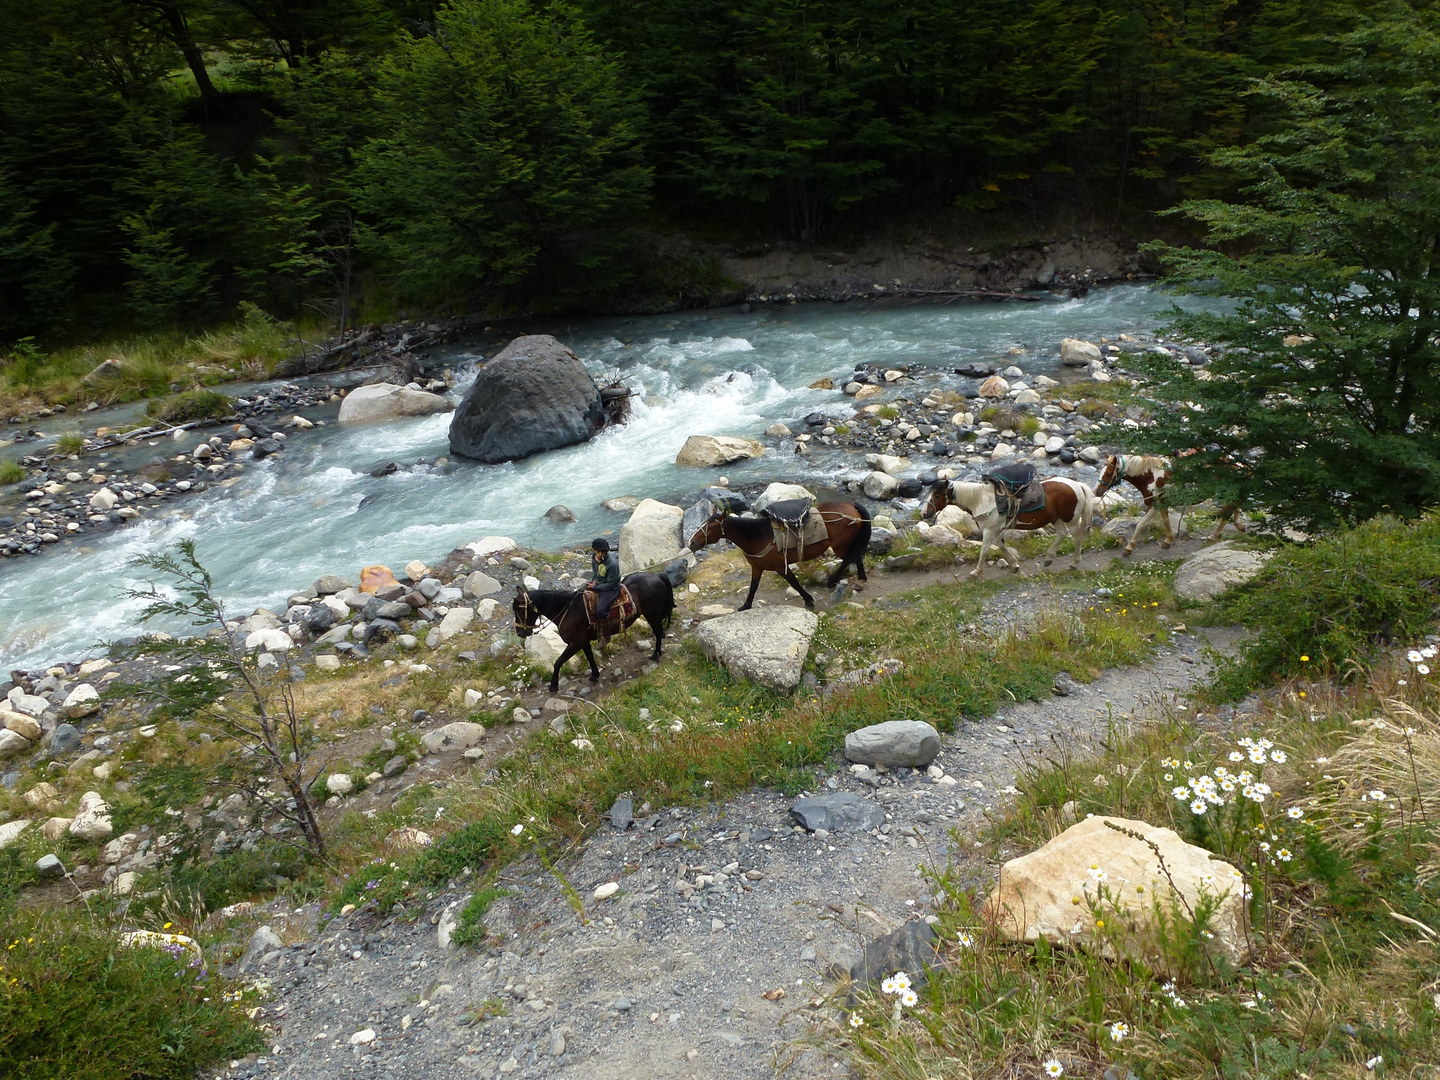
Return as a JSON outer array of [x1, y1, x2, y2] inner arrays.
[[591, 538, 610, 553]]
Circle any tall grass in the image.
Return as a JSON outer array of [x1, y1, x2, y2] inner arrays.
[[0, 303, 309, 414]]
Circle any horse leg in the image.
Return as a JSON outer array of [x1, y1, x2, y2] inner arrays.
[[1125, 504, 1157, 556], [1071, 513, 1086, 569], [739, 565, 762, 611], [782, 568, 815, 609], [550, 642, 584, 693], [1042, 521, 1067, 568], [971, 527, 995, 578], [582, 642, 599, 682], [1159, 503, 1175, 549], [644, 612, 665, 660]]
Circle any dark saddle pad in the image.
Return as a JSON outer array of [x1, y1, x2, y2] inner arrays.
[[763, 497, 814, 531], [583, 584, 636, 628], [984, 464, 1045, 516]]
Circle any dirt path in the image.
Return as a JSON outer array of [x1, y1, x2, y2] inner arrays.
[[230, 544, 1239, 1080]]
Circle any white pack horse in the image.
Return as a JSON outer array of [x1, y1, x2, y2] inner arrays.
[[922, 477, 1097, 578]]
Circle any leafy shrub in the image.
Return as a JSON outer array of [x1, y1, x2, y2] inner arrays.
[[53, 432, 84, 455], [0, 912, 260, 1079], [144, 389, 229, 424], [1204, 511, 1440, 700]]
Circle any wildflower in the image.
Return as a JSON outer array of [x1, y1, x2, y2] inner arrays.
[[1087, 864, 1107, 882], [1044, 1060, 1065, 1078], [511, 824, 524, 836], [1161, 757, 1179, 768], [849, 1012, 865, 1028], [957, 932, 974, 949], [1365, 1056, 1383, 1071], [1109, 1021, 1130, 1042], [1300, 655, 1310, 662], [1229, 751, 1244, 762], [1190, 799, 1208, 816], [1369, 790, 1386, 802], [1286, 807, 1304, 819], [1419, 664, 1431, 676], [1183, 760, 1194, 770], [1276, 848, 1292, 862], [1248, 747, 1267, 765], [1094, 774, 1109, 786], [1163, 773, 1174, 782], [1173, 786, 1193, 802], [1407, 650, 1424, 663], [1270, 749, 1287, 763], [1315, 756, 1330, 764], [892, 971, 911, 991], [881, 975, 899, 995], [899, 988, 919, 1008]]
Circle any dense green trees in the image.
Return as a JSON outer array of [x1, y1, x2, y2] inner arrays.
[[1135, 2, 1440, 528], [0, 0, 1420, 338]]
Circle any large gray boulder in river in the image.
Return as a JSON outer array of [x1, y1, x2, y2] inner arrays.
[[449, 335, 606, 462]]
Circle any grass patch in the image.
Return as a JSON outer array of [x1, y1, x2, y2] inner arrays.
[[334, 588, 1166, 913], [0, 910, 261, 1079], [0, 460, 24, 485], [1202, 510, 1440, 702], [451, 886, 509, 947], [144, 389, 231, 425], [843, 653, 1440, 1080]]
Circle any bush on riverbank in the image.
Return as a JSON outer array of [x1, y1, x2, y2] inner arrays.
[[0, 910, 261, 1079], [145, 389, 232, 425], [841, 649, 1440, 1080], [1202, 511, 1440, 701]]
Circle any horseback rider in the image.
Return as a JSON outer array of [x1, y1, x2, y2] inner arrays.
[[587, 537, 622, 620]]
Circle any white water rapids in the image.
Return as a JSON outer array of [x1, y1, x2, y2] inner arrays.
[[0, 285, 1205, 668]]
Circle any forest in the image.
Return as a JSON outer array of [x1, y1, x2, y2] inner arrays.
[[0, 0, 1417, 339]]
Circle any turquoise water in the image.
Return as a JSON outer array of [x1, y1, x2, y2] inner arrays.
[[0, 285, 1196, 668]]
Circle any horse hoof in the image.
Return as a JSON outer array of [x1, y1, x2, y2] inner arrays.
[[1161, 540, 1173, 549], [1122, 548, 1134, 558]]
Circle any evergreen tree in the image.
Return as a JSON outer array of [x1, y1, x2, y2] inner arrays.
[[355, 0, 650, 307], [1135, 2, 1440, 527]]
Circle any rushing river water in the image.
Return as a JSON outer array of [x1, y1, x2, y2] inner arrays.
[[0, 285, 1199, 668]]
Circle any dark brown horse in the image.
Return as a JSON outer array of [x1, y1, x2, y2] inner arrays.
[[687, 502, 871, 610], [512, 573, 675, 691], [1093, 453, 1246, 555]]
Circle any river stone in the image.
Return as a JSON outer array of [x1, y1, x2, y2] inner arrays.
[[338, 382, 453, 424], [863, 453, 906, 475], [304, 604, 335, 632], [693, 607, 818, 693], [674, 434, 764, 467], [985, 815, 1251, 966], [602, 495, 641, 512], [789, 792, 885, 833], [1172, 542, 1270, 602], [544, 504, 577, 524], [462, 571, 501, 599], [421, 722, 487, 753], [363, 618, 399, 645], [450, 335, 605, 462], [844, 721, 941, 768], [437, 607, 474, 642], [978, 375, 1010, 398], [6, 688, 49, 719], [69, 791, 113, 841], [89, 488, 118, 511], [1, 709, 40, 742], [1061, 337, 1103, 366], [752, 482, 816, 513], [849, 920, 945, 988], [238, 925, 285, 972], [620, 498, 684, 576], [49, 724, 81, 756], [245, 628, 293, 653], [313, 574, 351, 595], [862, 471, 900, 500], [0, 819, 29, 849], [465, 536, 517, 560]]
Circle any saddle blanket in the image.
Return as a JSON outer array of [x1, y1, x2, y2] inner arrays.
[[771, 508, 829, 552], [583, 584, 636, 628]]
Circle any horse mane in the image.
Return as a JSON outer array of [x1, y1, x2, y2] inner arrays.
[[524, 588, 578, 617], [722, 513, 773, 542], [1124, 454, 1171, 476]]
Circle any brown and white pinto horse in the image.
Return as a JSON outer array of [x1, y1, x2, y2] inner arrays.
[[922, 478, 1095, 578], [1093, 454, 1246, 555]]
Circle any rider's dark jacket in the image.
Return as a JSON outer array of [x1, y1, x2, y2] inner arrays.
[[591, 550, 620, 588]]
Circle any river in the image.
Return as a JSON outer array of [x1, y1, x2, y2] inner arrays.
[[0, 285, 1199, 668]]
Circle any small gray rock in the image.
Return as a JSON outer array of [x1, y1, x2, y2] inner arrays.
[[544, 504, 577, 524], [849, 920, 944, 989], [238, 925, 284, 971], [313, 574, 351, 595], [789, 793, 885, 833], [35, 853, 64, 877], [383, 755, 407, 777], [49, 724, 82, 756], [609, 796, 634, 831]]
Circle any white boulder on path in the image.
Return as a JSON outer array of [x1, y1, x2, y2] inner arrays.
[[619, 498, 684, 576], [693, 607, 818, 693], [1172, 541, 1270, 602]]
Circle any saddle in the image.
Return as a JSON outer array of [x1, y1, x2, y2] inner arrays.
[[983, 463, 1046, 519], [762, 498, 829, 563], [582, 584, 637, 632]]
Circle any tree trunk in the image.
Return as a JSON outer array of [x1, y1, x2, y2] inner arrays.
[[149, 1, 220, 105]]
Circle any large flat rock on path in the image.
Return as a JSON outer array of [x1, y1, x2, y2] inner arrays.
[[1173, 541, 1270, 602], [692, 606, 818, 692]]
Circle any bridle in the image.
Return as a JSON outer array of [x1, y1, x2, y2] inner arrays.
[[1094, 455, 1122, 497], [688, 512, 725, 551], [513, 589, 537, 637]]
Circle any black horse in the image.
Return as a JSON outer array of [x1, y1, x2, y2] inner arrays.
[[512, 572, 676, 691]]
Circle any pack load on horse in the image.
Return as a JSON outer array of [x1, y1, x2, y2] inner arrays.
[[512, 568, 675, 692], [923, 468, 1095, 578], [1093, 453, 1247, 556], [687, 498, 872, 610]]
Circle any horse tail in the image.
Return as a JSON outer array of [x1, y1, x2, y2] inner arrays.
[[843, 502, 872, 567], [658, 573, 676, 631]]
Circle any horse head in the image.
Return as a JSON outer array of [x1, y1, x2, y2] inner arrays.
[[920, 479, 953, 522], [1093, 454, 1122, 498], [687, 511, 725, 552], [512, 586, 537, 638]]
